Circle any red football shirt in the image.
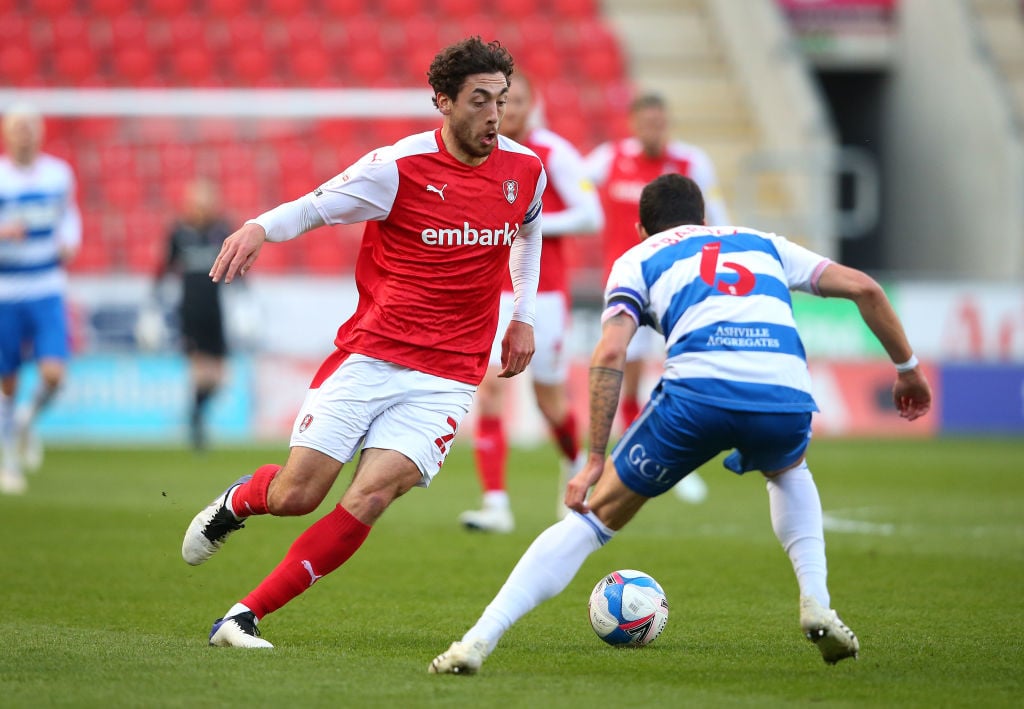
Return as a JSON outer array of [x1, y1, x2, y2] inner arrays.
[[309, 129, 546, 386], [587, 137, 728, 279]]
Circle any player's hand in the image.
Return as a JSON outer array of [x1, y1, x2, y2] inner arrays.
[[0, 222, 26, 241], [210, 222, 266, 284], [497, 319, 535, 378], [565, 454, 605, 514], [893, 369, 932, 421]]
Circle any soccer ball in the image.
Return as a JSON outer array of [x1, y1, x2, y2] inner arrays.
[[588, 569, 669, 647]]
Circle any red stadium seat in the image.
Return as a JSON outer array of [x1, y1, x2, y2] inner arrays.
[[288, 44, 336, 86], [147, 0, 192, 19], [111, 46, 161, 87], [0, 45, 41, 87], [33, 0, 77, 14], [581, 50, 624, 83], [265, 0, 309, 17], [42, 13, 93, 50], [322, 0, 367, 16], [170, 46, 220, 86], [230, 47, 279, 86], [223, 15, 269, 49], [380, 0, 422, 18], [103, 176, 145, 209], [51, 45, 103, 86], [90, 0, 135, 16], [281, 13, 327, 51], [437, 0, 479, 19], [494, 0, 542, 20], [206, 0, 250, 20], [552, 0, 599, 20], [106, 12, 149, 47], [454, 15, 500, 45]]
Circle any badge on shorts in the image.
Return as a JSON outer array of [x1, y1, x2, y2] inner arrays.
[[299, 414, 313, 432]]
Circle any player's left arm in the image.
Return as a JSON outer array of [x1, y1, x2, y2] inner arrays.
[[500, 168, 547, 378], [540, 141, 604, 236], [57, 169, 82, 264], [565, 311, 637, 512]]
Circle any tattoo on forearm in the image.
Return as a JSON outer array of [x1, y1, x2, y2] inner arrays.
[[589, 366, 624, 456]]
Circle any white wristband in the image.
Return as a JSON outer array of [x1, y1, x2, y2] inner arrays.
[[895, 354, 919, 373]]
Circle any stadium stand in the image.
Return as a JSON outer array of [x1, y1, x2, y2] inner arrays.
[[4, 1, 631, 277]]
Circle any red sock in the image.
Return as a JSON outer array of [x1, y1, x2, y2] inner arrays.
[[474, 415, 506, 492], [242, 505, 371, 619], [550, 411, 579, 462], [620, 397, 641, 428], [229, 464, 281, 517]]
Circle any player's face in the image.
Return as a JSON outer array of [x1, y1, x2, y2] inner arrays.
[[440, 72, 509, 165], [498, 77, 532, 141], [2, 114, 43, 166], [631, 106, 669, 157]]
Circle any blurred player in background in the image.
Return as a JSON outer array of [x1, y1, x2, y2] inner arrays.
[[459, 74, 603, 534], [154, 178, 234, 451], [181, 38, 546, 649], [0, 103, 81, 495], [585, 92, 729, 504], [430, 174, 933, 675]]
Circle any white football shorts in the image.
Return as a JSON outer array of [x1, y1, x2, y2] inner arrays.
[[289, 353, 476, 487], [626, 325, 665, 363], [488, 291, 570, 385]]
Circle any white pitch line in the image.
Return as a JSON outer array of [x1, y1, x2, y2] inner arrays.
[[822, 512, 895, 536]]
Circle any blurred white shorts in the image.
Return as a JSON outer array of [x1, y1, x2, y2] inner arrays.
[[488, 291, 570, 385], [626, 326, 664, 363], [289, 353, 475, 486]]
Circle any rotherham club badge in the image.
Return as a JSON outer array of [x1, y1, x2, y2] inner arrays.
[[503, 179, 518, 204], [299, 414, 313, 432]]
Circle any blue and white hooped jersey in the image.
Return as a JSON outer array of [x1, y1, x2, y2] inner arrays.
[[0, 153, 81, 302], [604, 225, 831, 412]]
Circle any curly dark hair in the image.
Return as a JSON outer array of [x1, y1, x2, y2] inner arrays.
[[427, 37, 515, 108], [639, 174, 705, 235]]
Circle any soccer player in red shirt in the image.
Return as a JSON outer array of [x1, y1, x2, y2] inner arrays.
[[180, 38, 547, 649], [459, 74, 603, 534], [585, 92, 729, 504]]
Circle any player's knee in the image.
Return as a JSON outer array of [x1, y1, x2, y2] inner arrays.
[[267, 483, 323, 516]]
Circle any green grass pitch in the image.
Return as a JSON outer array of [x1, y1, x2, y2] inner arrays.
[[1, 437, 1022, 708]]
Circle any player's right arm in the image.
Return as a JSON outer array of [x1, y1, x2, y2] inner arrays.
[[209, 196, 325, 283], [816, 262, 932, 421], [211, 146, 400, 283]]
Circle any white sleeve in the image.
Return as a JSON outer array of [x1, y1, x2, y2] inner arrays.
[[768, 234, 831, 293], [583, 142, 614, 186], [509, 168, 546, 326], [541, 141, 604, 236], [687, 148, 730, 227], [57, 169, 82, 253], [249, 195, 326, 243], [309, 147, 399, 226], [601, 249, 647, 326]]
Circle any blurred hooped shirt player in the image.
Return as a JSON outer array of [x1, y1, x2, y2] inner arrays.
[[0, 103, 81, 496], [181, 38, 548, 650]]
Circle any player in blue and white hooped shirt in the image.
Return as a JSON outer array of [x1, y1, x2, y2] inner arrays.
[[0, 103, 81, 495], [431, 173, 932, 674]]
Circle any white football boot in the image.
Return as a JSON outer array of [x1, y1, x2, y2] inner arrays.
[[459, 505, 514, 534], [15, 410, 43, 472], [672, 471, 708, 504], [0, 467, 27, 495], [209, 612, 274, 648], [181, 475, 251, 565], [800, 595, 860, 664], [428, 639, 491, 675]]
